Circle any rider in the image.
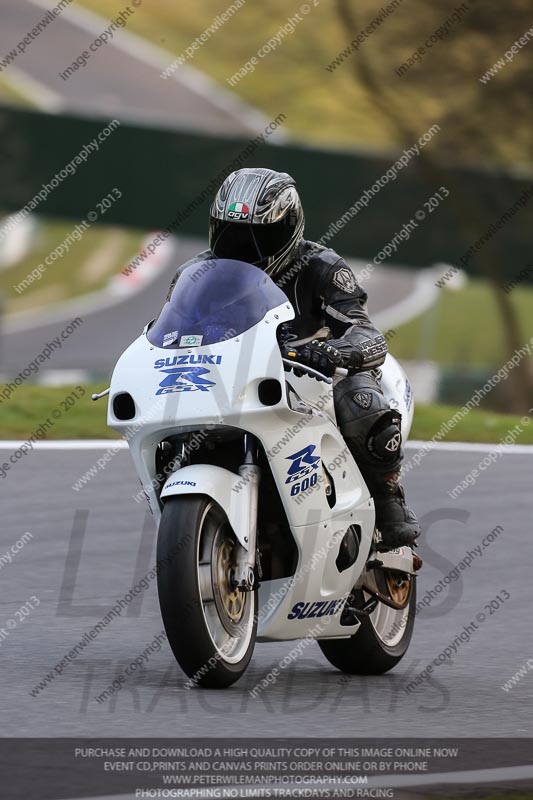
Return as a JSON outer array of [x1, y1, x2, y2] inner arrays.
[[167, 168, 420, 549]]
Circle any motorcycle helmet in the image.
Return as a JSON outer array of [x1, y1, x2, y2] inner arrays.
[[209, 167, 304, 279]]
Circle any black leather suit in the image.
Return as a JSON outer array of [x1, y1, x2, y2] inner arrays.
[[168, 239, 404, 499]]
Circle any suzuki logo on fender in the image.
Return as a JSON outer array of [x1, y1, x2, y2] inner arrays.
[[287, 597, 348, 620], [155, 367, 215, 395]]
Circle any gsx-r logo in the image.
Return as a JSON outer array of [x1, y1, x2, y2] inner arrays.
[[155, 367, 215, 395], [285, 444, 320, 484]]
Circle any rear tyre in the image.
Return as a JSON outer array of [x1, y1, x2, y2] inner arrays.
[[157, 495, 257, 688], [318, 573, 416, 674]]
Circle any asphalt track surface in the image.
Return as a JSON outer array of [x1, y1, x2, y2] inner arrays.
[[1, 444, 531, 738], [0, 0, 261, 132], [2, 3, 531, 792]]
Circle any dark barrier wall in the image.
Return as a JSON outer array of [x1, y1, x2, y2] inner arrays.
[[0, 105, 531, 276]]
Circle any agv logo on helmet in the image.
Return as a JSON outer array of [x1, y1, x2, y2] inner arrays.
[[227, 202, 250, 220]]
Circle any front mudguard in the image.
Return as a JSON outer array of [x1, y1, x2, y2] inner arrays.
[[160, 464, 252, 550]]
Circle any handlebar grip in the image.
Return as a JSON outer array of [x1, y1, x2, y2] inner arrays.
[[281, 358, 333, 384]]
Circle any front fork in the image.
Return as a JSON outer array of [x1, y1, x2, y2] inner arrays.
[[232, 434, 261, 592]]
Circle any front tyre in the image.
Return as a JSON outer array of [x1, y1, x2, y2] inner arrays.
[[318, 573, 416, 674], [157, 495, 257, 688]]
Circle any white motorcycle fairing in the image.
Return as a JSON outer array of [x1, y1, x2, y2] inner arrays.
[[108, 262, 413, 643]]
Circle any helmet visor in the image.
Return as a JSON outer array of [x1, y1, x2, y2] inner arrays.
[[210, 218, 296, 265]]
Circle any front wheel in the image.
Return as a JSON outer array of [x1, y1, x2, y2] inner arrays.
[[157, 495, 257, 688], [318, 571, 416, 674]]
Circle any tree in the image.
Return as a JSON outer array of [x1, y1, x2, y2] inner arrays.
[[333, 0, 533, 410]]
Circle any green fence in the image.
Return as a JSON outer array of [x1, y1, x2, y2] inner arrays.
[[0, 104, 531, 277]]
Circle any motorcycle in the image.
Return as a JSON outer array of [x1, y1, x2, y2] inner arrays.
[[101, 258, 420, 688]]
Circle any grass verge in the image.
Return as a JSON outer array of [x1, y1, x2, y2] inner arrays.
[[1, 385, 532, 443], [0, 218, 146, 315], [0, 73, 33, 106], [0, 384, 120, 441], [389, 278, 533, 367]]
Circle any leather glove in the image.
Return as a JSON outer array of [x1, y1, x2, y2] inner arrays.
[[282, 339, 343, 378], [327, 338, 364, 374]]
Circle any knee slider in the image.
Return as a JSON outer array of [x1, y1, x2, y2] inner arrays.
[[339, 410, 402, 466], [367, 413, 403, 464], [334, 376, 403, 496]]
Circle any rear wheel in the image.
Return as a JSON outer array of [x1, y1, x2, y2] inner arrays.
[[318, 570, 416, 674], [157, 495, 257, 688]]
